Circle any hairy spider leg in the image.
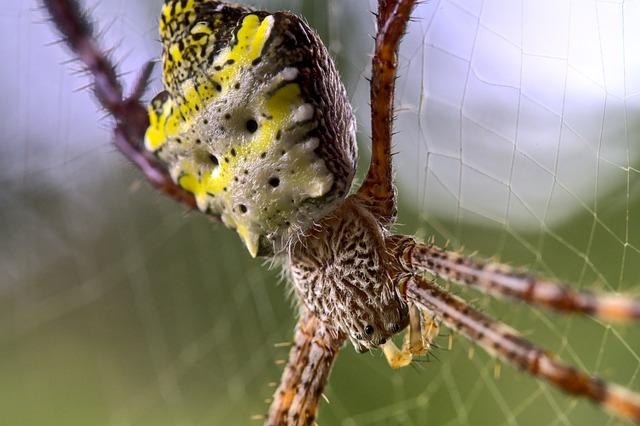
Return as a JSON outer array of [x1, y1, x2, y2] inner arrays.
[[266, 310, 344, 426], [400, 240, 640, 321], [355, 0, 417, 225], [401, 275, 640, 423], [42, 0, 197, 210]]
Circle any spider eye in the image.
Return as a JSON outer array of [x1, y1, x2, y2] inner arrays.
[[364, 325, 374, 335]]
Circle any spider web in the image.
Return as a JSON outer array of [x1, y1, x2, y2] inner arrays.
[[2, 1, 639, 425]]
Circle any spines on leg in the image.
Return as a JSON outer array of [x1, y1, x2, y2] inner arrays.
[[356, 0, 417, 226], [402, 275, 640, 423], [266, 310, 344, 426], [42, 0, 197, 210], [398, 239, 640, 321]]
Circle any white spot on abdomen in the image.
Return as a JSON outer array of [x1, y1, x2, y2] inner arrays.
[[293, 104, 314, 122]]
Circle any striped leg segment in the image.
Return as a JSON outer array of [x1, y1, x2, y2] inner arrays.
[[356, 0, 417, 225], [399, 240, 640, 321], [41, 0, 197, 210], [401, 275, 640, 423], [266, 310, 344, 426]]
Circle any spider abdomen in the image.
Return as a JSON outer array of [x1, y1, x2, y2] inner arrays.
[[145, 0, 357, 256], [289, 196, 409, 352]]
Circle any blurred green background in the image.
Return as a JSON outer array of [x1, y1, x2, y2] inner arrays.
[[2, 1, 640, 425]]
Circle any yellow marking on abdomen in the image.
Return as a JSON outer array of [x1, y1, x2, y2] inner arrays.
[[145, 13, 274, 152], [176, 82, 303, 205], [213, 14, 274, 90]]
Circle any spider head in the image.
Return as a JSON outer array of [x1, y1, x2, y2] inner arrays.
[[145, 2, 357, 257], [347, 306, 409, 353]]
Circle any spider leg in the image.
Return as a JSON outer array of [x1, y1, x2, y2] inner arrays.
[[266, 310, 345, 426], [356, 0, 417, 225], [41, 0, 197, 210], [398, 239, 640, 321], [400, 274, 640, 423]]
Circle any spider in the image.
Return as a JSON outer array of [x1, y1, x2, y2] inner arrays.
[[42, 0, 640, 424]]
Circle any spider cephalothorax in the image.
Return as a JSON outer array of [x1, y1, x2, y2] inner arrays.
[[289, 195, 410, 353], [145, 0, 357, 257]]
